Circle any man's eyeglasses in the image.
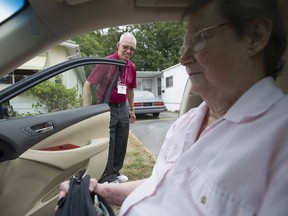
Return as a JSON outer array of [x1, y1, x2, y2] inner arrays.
[[179, 22, 230, 56], [120, 43, 136, 52]]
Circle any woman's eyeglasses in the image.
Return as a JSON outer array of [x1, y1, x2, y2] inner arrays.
[[179, 22, 230, 56]]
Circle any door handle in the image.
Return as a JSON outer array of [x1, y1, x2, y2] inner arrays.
[[34, 126, 54, 134], [22, 121, 55, 136]]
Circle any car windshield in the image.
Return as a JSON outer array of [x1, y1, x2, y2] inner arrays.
[[135, 91, 155, 98], [0, 0, 28, 24]]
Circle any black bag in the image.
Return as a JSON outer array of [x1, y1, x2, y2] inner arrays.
[[55, 174, 115, 216]]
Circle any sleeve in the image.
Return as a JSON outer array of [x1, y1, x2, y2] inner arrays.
[[156, 113, 190, 161], [257, 157, 288, 216], [129, 62, 137, 89], [87, 64, 106, 85]]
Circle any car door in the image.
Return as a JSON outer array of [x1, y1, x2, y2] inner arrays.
[[0, 57, 125, 216]]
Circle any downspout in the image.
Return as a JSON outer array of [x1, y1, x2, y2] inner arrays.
[[66, 46, 81, 60]]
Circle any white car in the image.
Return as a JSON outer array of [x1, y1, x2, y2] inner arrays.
[[134, 90, 166, 117]]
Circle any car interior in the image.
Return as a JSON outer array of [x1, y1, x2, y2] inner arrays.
[[0, 0, 287, 215]]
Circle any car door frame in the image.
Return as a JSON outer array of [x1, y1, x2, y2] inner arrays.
[[0, 57, 126, 216], [0, 57, 126, 161]]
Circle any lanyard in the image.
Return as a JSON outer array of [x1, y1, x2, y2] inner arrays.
[[118, 67, 127, 85]]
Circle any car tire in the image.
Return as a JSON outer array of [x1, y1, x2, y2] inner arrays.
[[153, 113, 160, 118]]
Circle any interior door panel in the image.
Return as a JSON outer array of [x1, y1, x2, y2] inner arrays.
[[0, 57, 126, 215], [0, 104, 110, 161], [0, 106, 111, 216]]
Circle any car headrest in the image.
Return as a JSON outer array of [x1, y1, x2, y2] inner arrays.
[[277, 0, 288, 94], [276, 62, 288, 94]]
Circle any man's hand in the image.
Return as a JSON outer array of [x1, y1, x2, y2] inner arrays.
[[129, 110, 136, 123], [83, 81, 92, 106]]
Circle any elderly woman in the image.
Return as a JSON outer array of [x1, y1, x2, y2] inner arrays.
[[58, 0, 288, 215]]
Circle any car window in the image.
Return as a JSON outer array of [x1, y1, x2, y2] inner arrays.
[[9, 67, 86, 117], [135, 91, 156, 98], [0, 60, 124, 119], [0, 0, 28, 24]]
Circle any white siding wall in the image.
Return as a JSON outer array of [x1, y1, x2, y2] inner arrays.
[[161, 64, 188, 112], [10, 94, 47, 115], [63, 69, 82, 96], [45, 46, 68, 67]]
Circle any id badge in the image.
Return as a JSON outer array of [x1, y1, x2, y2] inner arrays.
[[117, 83, 126, 95]]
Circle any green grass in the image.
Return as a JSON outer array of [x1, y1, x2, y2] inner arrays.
[[121, 133, 156, 181], [112, 132, 156, 214]]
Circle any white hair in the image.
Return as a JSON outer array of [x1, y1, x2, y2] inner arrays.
[[119, 32, 137, 44]]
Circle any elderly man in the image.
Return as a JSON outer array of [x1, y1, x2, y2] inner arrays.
[[83, 32, 137, 183]]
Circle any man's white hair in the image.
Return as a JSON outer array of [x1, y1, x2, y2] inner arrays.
[[119, 32, 137, 44]]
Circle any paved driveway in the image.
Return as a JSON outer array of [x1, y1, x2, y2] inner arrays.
[[129, 112, 179, 157]]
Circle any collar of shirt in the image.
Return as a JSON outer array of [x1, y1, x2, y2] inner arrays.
[[225, 77, 284, 123], [110, 51, 133, 69], [188, 77, 284, 124]]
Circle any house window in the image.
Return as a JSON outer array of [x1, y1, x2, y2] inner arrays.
[[0, 74, 13, 84], [136, 80, 142, 90], [142, 79, 152, 92], [0, 70, 37, 84], [166, 76, 173, 88]]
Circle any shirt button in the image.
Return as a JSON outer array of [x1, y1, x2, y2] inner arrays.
[[201, 196, 206, 204]]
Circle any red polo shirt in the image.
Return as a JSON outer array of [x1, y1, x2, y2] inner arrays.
[[87, 52, 137, 103]]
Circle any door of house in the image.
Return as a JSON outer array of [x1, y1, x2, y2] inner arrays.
[[157, 77, 161, 97]]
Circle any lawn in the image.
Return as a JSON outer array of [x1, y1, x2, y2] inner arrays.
[[122, 132, 156, 180], [112, 132, 156, 214]]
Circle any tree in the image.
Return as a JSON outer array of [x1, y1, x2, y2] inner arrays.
[[73, 32, 104, 57], [28, 75, 82, 113], [73, 22, 186, 71], [131, 22, 186, 71]]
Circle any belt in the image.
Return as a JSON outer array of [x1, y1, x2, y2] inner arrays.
[[109, 102, 126, 107]]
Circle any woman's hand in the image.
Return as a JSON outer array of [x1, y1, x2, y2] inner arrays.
[[55, 178, 100, 211]]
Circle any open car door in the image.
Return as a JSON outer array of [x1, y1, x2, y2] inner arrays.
[[0, 57, 125, 216]]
